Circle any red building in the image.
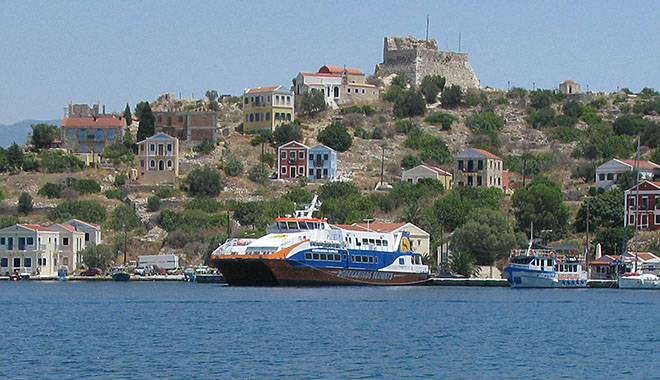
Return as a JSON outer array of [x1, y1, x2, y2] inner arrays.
[[277, 141, 309, 179], [624, 181, 660, 231]]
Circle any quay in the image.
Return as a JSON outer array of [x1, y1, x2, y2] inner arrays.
[[427, 278, 618, 288]]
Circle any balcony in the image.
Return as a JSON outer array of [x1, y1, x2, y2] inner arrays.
[[0, 244, 49, 252]]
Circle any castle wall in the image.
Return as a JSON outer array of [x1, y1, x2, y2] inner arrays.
[[375, 36, 480, 90]]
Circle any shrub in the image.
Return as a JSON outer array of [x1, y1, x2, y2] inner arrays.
[[114, 172, 128, 186], [108, 203, 141, 230], [424, 112, 457, 130], [394, 120, 422, 135], [47, 200, 106, 223], [441, 85, 463, 108], [339, 105, 377, 116], [185, 166, 223, 197], [393, 89, 426, 118], [250, 130, 273, 146], [247, 165, 268, 184], [67, 177, 101, 194], [18, 192, 32, 215], [155, 187, 175, 199], [401, 155, 422, 170], [526, 107, 556, 128], [318, 122, 352, 152], [273, 123, 303, 145], [104, 188, 123, 200], [185, 197, 224, 213], [563, 100, 583, 117], [38, 182, 63, 198], [146, 196, 161, 212], [223, 156, 243, 176], [371, 127, 385, 140], [100, 143, 134, 164], [193, 138, 216, 155], [404, 133, 451, 164], [0, 215, 19, 229], [420, 75, 446, 104], [299, 90, 327, 117], [40, 151, 85, 173], [571, 161, 597, 183]]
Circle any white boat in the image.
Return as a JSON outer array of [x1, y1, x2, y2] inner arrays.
[[504, 250, 587, 288], [618, 272, 660, 289]]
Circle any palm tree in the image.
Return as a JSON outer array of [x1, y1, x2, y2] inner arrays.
[[449, 251, 480, 278]]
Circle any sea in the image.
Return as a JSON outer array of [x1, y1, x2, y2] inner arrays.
[[1, 282, 658, 380]]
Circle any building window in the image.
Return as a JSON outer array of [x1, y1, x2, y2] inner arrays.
[[244, 97, 249, 105], [67, 128, 75, 139], [309, 154, 314, 161], [299, 166, 305, 176], [80, 144, 87, 153], [96, 129, 103, 140], [150, 144, 155, 152], [281, 151, 286, 158], [80, 129, 87, 140], [656, 215, 660, 224], [362, 89, 365, 94], [150, 160, 155, 168], [286, 96, 290, 104], [347, 88, 351, 93], [167, 160, 172, 168], [140, 144, 145, 152], [255, 113, 260, 122], [245, 115, 249, 122], [478, 160, 483, 170], [167, 144, 172, 152], [458, 160, 463, 170], [140, 160, 144, 168], [467, 176, 473, 186], [63, 237, 69, 246], [275, 95, 279, 103], [24, 258, 31, 268], [599, 173, 605, 180], [629, 215, 635, 225], [323, 168, 328, 176], [498, 178, 501, 185], [309, 169, 314, 175], [323, 154, 328, 160], [477, 176, 482, 186], [334, 87, 339, 97], [249, 114, 254, 122], [629, 197, 635, 208], [14, 258, 20, 267], [299, 151, 304, 159], [0, 258, 6, 267], [266, 112, 270, 120], [0, 237, 4, 245], [607, 173, 613, 180], [96, 143, 103, 152], [281, 166, 287, 175], [287, 113, 291, 121]]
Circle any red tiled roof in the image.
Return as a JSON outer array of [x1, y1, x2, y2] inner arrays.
[[590, 255, 621, 265], [18, 224, 56, 232], [318, 65, 364, 75], [300, 72, 340, 78], [472, 148, 501, 159], [245, 86, 281, 94], [421, 164, 452, 176], [55, 223, 77, 232], [615, 159, 660, 170], [352, 222, 407, 233], [62, 117, 125, 127]]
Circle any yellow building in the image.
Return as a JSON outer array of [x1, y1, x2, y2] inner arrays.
[[243, 85, 294, 132]]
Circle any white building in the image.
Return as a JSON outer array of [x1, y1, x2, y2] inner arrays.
[[293, 65, 378, 108], [49, 223, 86, 272], [135, 132, 179, 185], [64, 219, 102, 247], [0, 224, 60, 277], [402, 164, 452, 190], [596, 158, 660, 190]]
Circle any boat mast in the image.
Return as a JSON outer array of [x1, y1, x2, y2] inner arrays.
[[634, 136, 641, 272]]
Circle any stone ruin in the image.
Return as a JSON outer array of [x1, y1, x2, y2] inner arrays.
[[374, 35, 481, 89]]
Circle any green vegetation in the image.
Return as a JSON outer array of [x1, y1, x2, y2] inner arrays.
[[18, 192, 32, 215], [318, 122, 352, 152], [104, 188, 124, 200], [247, 164, 269, 184], [107, 203, 141, 230], [420, 75, 446, 104], [66, 177, 101, 194], [299, 90, 327, 117], [512, 177, 569, 239], [146, 196, 161, 212], [440, 85, 463, 108], [401, 155, 422, 170], [30, 123, 59, 151], [123, 103, 132, 127], [193, 138, 216, 155], [424, 111, 456, 130], [273, 123, 303, 145], [339, 105, 377, 116], [47, 200, 106, 224], [38, 182, 63, 198], [449, 251, 480, 277], [574, 190, 623, 232], [223, 156, 243, 176], [403, 130, 451, 165], [82, 244, 115, 270], [0, 215, 19, 229], [184, 166, 223, 197], [136, 101, 155, 141], [100, 142, 134, 164], [434, 186, 505, 232]]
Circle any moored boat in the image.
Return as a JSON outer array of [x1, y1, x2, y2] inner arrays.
[[210, 195, 429, 286], [618, 272, 660, 289], [504, 250, 587, 288]]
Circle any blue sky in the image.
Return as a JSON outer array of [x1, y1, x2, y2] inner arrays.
[[1, 0, 658, 124]]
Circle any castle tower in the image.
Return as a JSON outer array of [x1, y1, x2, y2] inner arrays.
[[374, 35, 480, 89]]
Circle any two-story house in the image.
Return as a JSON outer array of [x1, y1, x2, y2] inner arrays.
[[242, 86, 295, 132], [294, 65, 379, 108], [49, 223, 86, 272], [453, 148, 503, 189], [596, 158, 660, 190], [134, 132, 179, 184], [308, 144, 337, 180], [624, 180, 660, 231], [278, 141, 309, 180], [61, 116, 126, 154], [0, 224, 60, 277], [402, 164, 453, 190], [63, 219, 102, 247], [154, 111, 217, 142]]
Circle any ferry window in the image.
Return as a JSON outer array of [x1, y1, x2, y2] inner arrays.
[[369, 239, 375, 245], [305, 253, 312, 260], [344, 254, 348, 260], [287, 222, 297, 229], [399, 258, 405, 265], [363, 238, 368, 245], [278, 221, 287, 230], [355, 256, 361, 262], [320, 254, 327, 260], [335, 254, 341, 261], [313, 253, 319, 260], [369, 256, 374, 263], [374, 257, 378, 264]]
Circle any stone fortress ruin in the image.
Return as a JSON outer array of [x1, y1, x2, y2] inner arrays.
[[374, 35, 480, 89]]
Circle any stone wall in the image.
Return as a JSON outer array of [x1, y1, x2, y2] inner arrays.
[[374, 36, 480, 89]]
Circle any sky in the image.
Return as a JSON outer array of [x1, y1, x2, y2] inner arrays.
[[1, 0, 658, 125]]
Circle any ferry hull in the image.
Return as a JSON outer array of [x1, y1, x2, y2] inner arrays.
[[212, 258, 429, 286], [504, 267, 586, 288]]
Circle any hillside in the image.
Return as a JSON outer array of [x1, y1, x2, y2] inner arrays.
[[1, 86, 660, 269], [0, 119, 61, 148]]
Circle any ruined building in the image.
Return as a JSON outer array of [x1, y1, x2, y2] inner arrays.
[[374, 36, 480, 89]]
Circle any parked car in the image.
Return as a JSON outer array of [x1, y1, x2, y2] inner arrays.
[[80, 268, 103, 276], [152, 265, 167, 275], [134, 265, 152, 276]]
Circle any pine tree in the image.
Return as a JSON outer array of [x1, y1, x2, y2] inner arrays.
[[123, 103, 132, 127], [136, 102, 155, 141]]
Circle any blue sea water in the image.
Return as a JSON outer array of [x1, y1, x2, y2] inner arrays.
[[0, 282, 658, 379]]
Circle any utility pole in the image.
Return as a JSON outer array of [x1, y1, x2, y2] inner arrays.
[[425, 15, 429, 41], [122, 223, 127, 267]]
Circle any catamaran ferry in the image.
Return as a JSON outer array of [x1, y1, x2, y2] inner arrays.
[[210, 195, 429, 286], [504, 248, 587, 288]]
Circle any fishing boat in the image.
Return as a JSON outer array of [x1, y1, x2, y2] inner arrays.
[[109, 266, 130, 282], [504, 227, 587, 288], [210, 195, 429, 286]]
